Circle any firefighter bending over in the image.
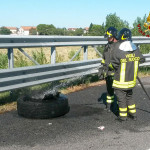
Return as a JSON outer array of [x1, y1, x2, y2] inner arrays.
[[110, 28, 145, 121]]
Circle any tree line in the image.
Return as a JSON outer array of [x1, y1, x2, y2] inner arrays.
[[0, 13, 149, 36]]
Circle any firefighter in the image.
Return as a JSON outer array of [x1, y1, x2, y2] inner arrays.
[[101, 27, 118, 112], [110, 28, 145, 121]]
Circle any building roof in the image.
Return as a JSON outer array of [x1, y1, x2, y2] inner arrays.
[[84, 27, 89, 30], [5, 27, 18, 30], [21, 26, 36, 31], [68, 28, 78, 31]]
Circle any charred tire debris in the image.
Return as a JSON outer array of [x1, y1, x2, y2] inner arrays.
[[17, 94, 70, 119]]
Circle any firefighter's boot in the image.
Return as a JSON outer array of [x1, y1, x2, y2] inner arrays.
[[128, 104, 137, 121], [129, 115, 137, 121], [117, 116, 127, 122]]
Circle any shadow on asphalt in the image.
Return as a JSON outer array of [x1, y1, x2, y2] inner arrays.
[[137, 108, 150, 113], [98, 92, 119, 117], [67, 104, 104, 118]]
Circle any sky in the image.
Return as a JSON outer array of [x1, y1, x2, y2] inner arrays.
[[0, 0, 150, 28]]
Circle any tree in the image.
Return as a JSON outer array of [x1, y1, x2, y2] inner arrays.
[[88, 24, 105, 36], [89, 23, 93, 32], [29, 28, 37, 35], [105, 13, 129, 31], [0, 27, 11, 35], [67, 30, 75, 36], [74, 28, 84, 36], [46, 24, 56, 35], [132, 14, 147, 36], [37, 24, 56, 35], [55, 28, 65, 35], [37, 24, 47, 35]]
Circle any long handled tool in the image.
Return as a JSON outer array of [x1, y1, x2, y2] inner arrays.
[[137, 76, 150, 101]]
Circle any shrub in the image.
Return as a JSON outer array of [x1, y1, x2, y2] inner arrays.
[[0, 53, 8, 69], [32, 48, 47, 64], [14, 51, 29, 67], [68, 50, 80, 61]]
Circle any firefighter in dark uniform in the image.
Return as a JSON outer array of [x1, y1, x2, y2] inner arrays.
[[102, 27, 118, 112], [110, 28, 145, 121]]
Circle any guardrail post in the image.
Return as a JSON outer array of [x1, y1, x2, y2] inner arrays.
[[84, 46, 88, 60], [18, 48, 40, 65], [69, 46, 83, 61], [8, 48, 14, 100], [51, 46, 56, 64], [8, 48, 14, 68]]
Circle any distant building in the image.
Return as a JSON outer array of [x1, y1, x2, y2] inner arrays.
[[5, 27, 18, 35], [68, 28, 78, 31], [83, 27, 89, 34], [68, 27, 89, 34], [18, 26, 37, 35]]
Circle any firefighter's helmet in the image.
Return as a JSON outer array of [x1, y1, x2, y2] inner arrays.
[[117, 28, 132, 41], [104, 27, 117, 38]]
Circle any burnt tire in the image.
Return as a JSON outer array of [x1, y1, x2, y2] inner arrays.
[[17, 94, 70, 119]]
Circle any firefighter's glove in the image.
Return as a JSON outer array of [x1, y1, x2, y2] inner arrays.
[[103, 64, 108, 78], [98, 65, 108, 80], [103, 71, 107, 78]]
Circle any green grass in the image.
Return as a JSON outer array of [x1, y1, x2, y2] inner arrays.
[[32, 48, 48, 64], [0, 53, 8, 69], [68, 50, 81, 61]]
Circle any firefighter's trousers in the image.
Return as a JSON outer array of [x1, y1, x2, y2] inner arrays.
[[105, 76, 114, 104], [115, 88, 136, 119]]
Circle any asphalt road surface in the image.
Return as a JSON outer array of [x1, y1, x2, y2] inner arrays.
[[0, 77, 150, 150]]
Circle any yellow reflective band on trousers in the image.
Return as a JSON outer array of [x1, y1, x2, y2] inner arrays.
[[119, 113, 127, 117], [119, 107, 127, 111], [128, 104, 136, 114], [129, 109, 136, 113], [106, 95, 114, 103], [107, 95, 114, 99], [107, 100, 114, 103], [119, 107, 127, 117], [113, 60, 139, 89], [128, 104, 135, 109], [101, 59, 105, 64]]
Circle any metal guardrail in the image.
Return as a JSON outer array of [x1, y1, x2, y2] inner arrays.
[[0, 35, 150, 68], [0, 55, 149, 93], [0, 59, 101, 92], [0, 35, 150, 93], [141, 54, 150, 65], [0, 35, 150, 48]]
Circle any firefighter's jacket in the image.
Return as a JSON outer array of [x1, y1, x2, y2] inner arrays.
[[110, 41, 145, 90], [101, 43, 115, 76]]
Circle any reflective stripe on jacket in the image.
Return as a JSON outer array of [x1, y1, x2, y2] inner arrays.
[[111, 41, 145, 89]]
